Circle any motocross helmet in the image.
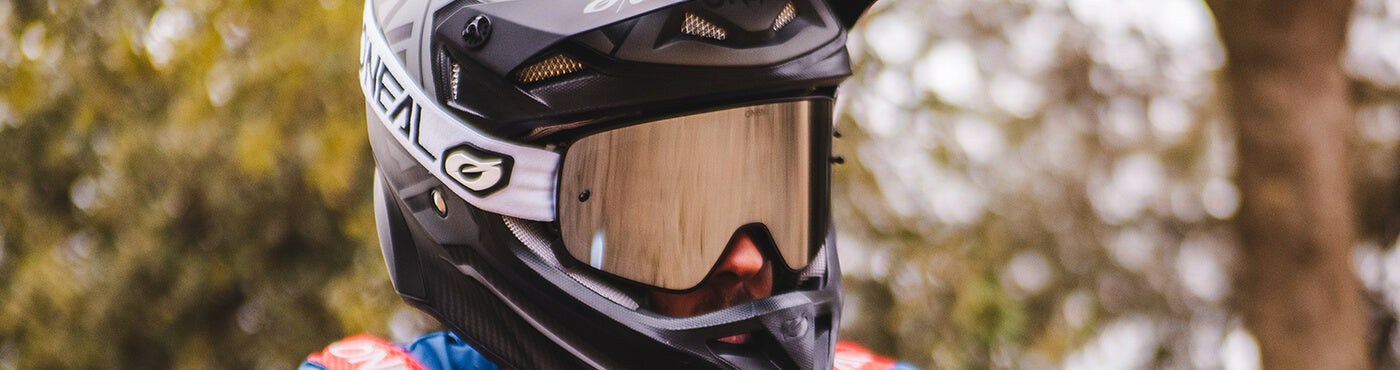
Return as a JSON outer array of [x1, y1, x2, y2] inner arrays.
[[360, 0, 873, 368]]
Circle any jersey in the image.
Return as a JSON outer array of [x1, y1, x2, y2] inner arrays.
[[301, 332, 494, 370], [303, 331, 915, 370]]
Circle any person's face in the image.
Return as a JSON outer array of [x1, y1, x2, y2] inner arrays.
[[650, 230, 774, 342]]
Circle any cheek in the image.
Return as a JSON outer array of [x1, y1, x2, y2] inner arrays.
[[652, 292, 684, 312]]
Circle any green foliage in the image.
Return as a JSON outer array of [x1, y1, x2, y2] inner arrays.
[[0, 0, 418, 367]]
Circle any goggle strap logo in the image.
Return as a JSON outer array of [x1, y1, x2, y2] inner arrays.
[[443, 144, 514, 196]]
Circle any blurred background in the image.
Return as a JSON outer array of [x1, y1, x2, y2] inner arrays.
[[0, 0, 1398, 368]]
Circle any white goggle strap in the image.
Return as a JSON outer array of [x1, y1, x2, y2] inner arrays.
[[360, 5, 560, 222]]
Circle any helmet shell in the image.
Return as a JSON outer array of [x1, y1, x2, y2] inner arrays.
[[362, 0, 875, 368]]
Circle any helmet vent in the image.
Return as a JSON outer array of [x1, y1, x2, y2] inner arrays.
[[502, 216, 641, 310], [799, 244, 827, 283], [514, 54, 584, 84], [772, 2, 797, 31], [682, 13, 727, 40], [450, 63, 461, 100]]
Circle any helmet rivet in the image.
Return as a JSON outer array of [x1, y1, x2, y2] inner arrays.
[[578, 190, 591, 202], [462, 15, 492, 50], [432, 188, 448, 216], [781, 315, 809, 338]]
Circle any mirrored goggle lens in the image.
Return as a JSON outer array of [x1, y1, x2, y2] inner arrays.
[[558, 100, 823, 290]]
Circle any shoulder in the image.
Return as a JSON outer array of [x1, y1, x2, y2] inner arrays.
[[302, 332, 497, 370], [302, 334, 425, 370], [834, 341, 920, 370]]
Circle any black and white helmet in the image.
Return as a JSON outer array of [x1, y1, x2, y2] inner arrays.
[[360, 0, 872, 368]]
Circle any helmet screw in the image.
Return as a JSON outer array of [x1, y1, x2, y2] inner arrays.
[[830, 156, 845, 164], [578, 190, 591, 202], [431, 188, 448, 216], [780, 315, 809, 338], [462, 15, 492, 50]]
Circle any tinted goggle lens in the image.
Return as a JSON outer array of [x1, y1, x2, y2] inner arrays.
[[558, 100, 826, 290]]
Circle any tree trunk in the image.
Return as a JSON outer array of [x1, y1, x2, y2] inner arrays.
[[1206, 0, 1367, 368]]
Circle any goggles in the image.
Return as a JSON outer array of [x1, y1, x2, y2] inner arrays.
[[557, 100, 830, 291]]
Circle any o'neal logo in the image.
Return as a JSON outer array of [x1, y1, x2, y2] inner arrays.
[[443, 144, 513, 196], [361, 27, 434, 160]]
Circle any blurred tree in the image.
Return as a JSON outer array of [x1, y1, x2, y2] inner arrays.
[[0, 0, 423, 368], [1206, 0, 1369, 368]]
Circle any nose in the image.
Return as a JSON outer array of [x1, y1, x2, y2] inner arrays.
[[715, 232, 766, 280]]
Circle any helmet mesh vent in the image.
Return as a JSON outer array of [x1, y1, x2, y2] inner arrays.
[[502, 216, 641, 310], [773, 2, 797, 31], [682, 13, 727, 40], [799, 244, 827, 283], [450, 63, 461, 100], [514, 54, 584, 83]]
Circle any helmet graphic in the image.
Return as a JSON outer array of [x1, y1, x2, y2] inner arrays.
[[359, 0, 873, 368]]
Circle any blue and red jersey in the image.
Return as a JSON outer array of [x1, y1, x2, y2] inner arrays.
[[303, 331, 914, 370]]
